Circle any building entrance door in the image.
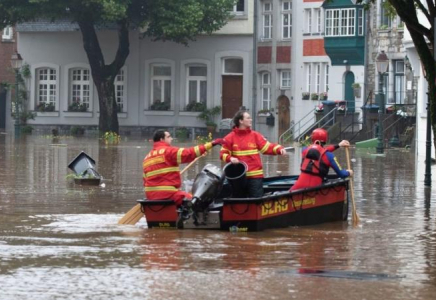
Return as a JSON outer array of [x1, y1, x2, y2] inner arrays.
[[222, 75, 242, 119], [345, 72, 356, 113], [278, 95, 290, 139]]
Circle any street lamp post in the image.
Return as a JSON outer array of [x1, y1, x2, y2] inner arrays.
[[375, 50, 389, 154], [11, 52, 23, 137]]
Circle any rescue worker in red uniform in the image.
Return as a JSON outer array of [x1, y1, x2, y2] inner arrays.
[[143, 130, 223, 206], [220, 111, 286, 198], [290, 128, 353, 191]]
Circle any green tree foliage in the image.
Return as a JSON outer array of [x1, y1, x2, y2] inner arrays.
[[0, 0, 235, 134], [358, 0, 435, 153]]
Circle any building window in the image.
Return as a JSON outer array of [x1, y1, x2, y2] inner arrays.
[[263, 2, 273, 39], [223, 58, 243, 75], [70, 68, 90, 111], [324, 64, 329, 93], [380, 0, 391, 28], [261, 73, 271, 110], [115, 69, 125, 112], [232, 0, 245, 14], [393, 60, 405, 104], [358, 9, 364, 35], [151, 65, 172, 107], [305, 9, 312, 34], [280, 70, 291, 89], [282, 1, 292, 39], [315, 64, 321, 93], [187, 65, 207, 105], [2, 26, 13, 40], [315, 8, 322, 33], [305, 64, 312, 92], [37, 68, 57, 108], [325, 8, 356, 36]]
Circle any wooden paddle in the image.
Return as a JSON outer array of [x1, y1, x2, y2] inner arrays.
[[118, 154, 204, 225], [345, 147, 360, 225]]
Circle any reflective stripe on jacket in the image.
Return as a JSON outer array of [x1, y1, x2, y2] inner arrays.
[[143, 141, 212, 200], [219, 127, 284, 179]]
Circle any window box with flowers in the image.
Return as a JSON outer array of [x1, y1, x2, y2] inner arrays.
[[68, 100, 88, 112], [257, 109, 272, 116], [311, 93, 319, 100], [302, 92, 310, 100], [37, 102, 55, 112], [150, 100, 170, 111], [319, 92, 328, 101]]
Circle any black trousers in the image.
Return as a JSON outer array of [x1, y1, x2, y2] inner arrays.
[[246, 178, 264, 198]]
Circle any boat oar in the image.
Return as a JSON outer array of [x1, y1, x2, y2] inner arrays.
[[345, 147, 360, 225], [118, 154, 204, 225]]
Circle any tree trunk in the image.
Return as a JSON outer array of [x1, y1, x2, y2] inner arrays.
[[77, 17, 130, 134]]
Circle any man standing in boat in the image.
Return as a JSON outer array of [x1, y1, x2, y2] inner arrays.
[[220, 111, 287, 198], [290, 128, 353, 191], [143, 130, 223, 206]]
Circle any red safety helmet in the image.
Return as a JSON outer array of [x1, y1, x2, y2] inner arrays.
[[311, 128, 328, 143]]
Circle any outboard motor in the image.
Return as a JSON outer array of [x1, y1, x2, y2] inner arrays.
[[190, 164, 225, 212]]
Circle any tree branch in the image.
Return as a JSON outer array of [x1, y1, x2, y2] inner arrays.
[[108, 19, 130, 79], [414, 0, 431, 24], [389, 0, 432, 39]]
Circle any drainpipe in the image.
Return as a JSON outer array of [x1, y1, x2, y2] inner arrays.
[[252, 0, 258, 130]]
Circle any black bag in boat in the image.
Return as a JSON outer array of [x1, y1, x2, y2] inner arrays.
[[190, 164, 225, 211]]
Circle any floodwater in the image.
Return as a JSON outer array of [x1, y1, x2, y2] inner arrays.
[[0, 133, 435, 300]]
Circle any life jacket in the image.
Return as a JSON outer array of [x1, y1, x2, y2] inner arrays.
[[300, 144, 329, 178]]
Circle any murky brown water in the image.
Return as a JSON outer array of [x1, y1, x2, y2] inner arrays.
[[0, 133, 435, 300]]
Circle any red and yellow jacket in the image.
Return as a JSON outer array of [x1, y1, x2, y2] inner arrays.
[[220, 128, 284, 178], [143, 141, 212, 200]]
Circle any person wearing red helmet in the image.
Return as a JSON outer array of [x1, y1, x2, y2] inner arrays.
[[290, 128, 353, 191]]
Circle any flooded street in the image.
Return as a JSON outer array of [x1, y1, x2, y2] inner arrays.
[[0, 134, 435, 300]]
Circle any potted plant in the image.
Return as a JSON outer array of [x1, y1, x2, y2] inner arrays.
[[150, 100, 170, 111], [319, 92, 328, 100], [352, 83, 361, 98], [302, 92, 310, 100], [197, 105, 221, 133], [311, 93, 319, 100], [185, 101, 206, 112], [36, 102, 55, 112], [257, 109, 271, 116], [68, 100, 88, 112]]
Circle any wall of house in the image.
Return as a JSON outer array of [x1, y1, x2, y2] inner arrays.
[[17, 30, 252, 134]]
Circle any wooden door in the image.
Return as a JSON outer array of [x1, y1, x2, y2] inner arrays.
[[278, 95, 290, 139], [0, 89, 6, 129], [222, 75, 243, 119]]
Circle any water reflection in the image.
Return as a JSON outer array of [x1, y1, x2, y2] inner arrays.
[[0, 135, 435, 299]]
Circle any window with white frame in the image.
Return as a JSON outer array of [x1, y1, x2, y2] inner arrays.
[[232, 0, 245, 14], [393, 60, 405, 104], [315, 64, 321, 93], [314, 8, 322, 33], [263, 2, 273, 39], [36, 68, 57, 108], [151, 65, 171, 106], [2, 26, 13, 40], [305, 64, 312, 92], [325, 8, 356, 36], [280, 70, 291, 89], [358, 8, 364, 35], [70, 68, 90, 111], [324, 64, 329, 93], [187, 65, 207, 105], [261, 73, 271, 110], [223, 58, 243, 74], [282, 1, 292, 39], [115, 69, 125, 112], [305, 9, 312, 33], [380, 0, 391, 28]]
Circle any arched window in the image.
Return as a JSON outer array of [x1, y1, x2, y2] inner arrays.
[[69, 68, 90, 111]]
